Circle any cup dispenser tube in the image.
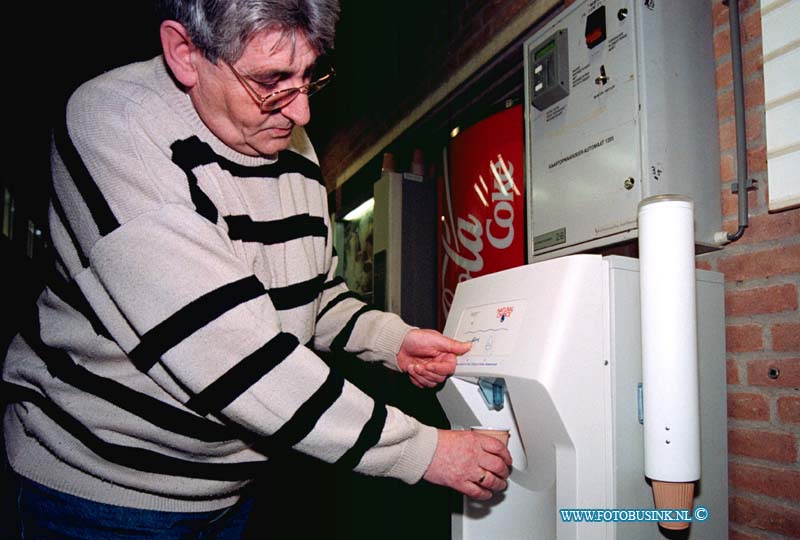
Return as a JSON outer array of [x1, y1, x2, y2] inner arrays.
[[638, 195, 700, 529]]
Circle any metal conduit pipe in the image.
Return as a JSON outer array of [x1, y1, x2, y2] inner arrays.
[[720, 0, 754, 244]]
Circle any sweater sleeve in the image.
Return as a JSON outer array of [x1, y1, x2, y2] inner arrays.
[[55, 75, 437, 484], [313, 248, 415, 370]]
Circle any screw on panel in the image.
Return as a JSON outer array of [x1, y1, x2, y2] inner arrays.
[[624, 177, 635, 190]]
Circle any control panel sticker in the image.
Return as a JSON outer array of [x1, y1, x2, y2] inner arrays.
[[454, 300, 527, 366], [534, 227, 567, 250]]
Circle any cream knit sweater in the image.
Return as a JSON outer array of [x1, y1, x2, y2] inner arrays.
[[2, 56, 437, 512]]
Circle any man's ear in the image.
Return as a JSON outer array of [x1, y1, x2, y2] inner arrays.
[[160, 20, 199, 88]]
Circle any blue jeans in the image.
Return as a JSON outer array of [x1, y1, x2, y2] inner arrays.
[[6, 471, 255, 540]]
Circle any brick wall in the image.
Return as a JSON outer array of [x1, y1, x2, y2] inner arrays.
[[702, 1, 800, 538]]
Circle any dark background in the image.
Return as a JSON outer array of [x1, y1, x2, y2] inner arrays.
[[9, 4, 162, 225]]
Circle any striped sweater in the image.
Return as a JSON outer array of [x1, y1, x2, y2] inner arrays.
[[2, 56, 438, 512]]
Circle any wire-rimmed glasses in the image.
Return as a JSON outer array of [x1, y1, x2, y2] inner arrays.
[[226, 63, 335, 112]]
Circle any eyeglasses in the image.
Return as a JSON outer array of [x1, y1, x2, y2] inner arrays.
[[226, 62, 335, 112]]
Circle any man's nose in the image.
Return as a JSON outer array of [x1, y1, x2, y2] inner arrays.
[[281, 93, 311, 126]]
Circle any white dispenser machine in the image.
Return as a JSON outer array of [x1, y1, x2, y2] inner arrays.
[[438, 254, 727, 539]]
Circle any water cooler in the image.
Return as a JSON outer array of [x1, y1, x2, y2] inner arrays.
[[437, 254, 727, 539]]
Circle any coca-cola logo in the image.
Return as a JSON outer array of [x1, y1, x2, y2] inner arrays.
[[440, 154, 520, 320]]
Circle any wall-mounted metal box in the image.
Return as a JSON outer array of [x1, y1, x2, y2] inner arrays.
[[524, 0, 721, 261]]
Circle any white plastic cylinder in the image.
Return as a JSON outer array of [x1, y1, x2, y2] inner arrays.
[[638, 195, 701, 482]]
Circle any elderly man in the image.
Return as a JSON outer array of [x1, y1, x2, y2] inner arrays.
[[2, 1, 511, 538]]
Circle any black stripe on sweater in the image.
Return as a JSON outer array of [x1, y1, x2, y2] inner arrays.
[[170, 138, 219, 223], [222, 150, 324, 186], [42, 195, 111, 338], [50, 191, 90, 269], [2, 382, 261, 480], [335, 400, 387, 470], [321, 276, 345, 291], [167, 136, 324, 186], [268, 273, 327, 311], [268, 369, 345, 450], [18, 307, 234, 442], [225, 214, 327, 245], [186, 333, 299, 416], [316, 291, 364, 323], [45, 269, 112, 341], [128, 276, 266, 372], [330, 305, 375, 353], [53, 120, 120, 236]]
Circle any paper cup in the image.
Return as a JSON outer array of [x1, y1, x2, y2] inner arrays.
[[652, 480, 695, 530], [470, 427, 510, 446]]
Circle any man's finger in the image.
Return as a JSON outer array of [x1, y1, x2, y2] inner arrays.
[[423, 360, 457, 376], [447, 338, 472, 354], [411, 364, 440, 386]]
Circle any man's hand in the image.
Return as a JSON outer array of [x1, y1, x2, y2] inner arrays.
[[423, 429, 512, 500], [397, 329, 472, 388]]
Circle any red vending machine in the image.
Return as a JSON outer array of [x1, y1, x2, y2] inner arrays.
[[437, 104, 526, 329]]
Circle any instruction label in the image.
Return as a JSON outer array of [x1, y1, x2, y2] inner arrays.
[[454, 300, 527, 365]]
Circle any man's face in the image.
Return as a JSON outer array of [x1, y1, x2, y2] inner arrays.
[[190, 29, 318, 157]]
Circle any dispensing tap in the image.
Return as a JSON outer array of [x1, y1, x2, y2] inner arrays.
[[478, 377, 506, 410]]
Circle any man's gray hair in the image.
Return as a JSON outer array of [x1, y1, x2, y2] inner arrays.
[[157, 0, 340, 63]]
